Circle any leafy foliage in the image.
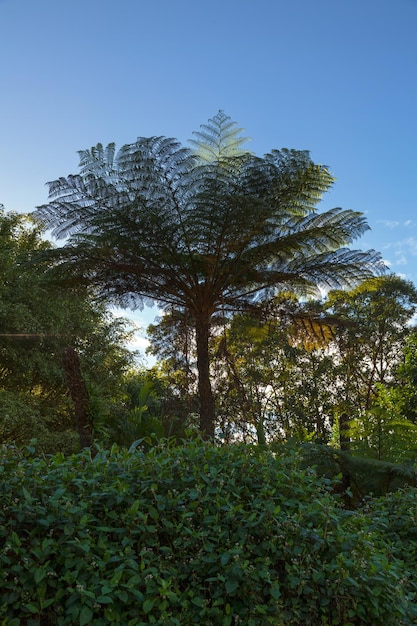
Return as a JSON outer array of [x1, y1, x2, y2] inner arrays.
[[297, 442, 417, 504], [0, 208, 135, 452], [212, 298, 337, 444], [206, 276, 417, 450], [189, 109, 250, 161], [325, 275, 417, 415], [371, 329, 417, 434], [363, 486, 417, 591], [100, 369, 189, 448], [0, 442, 415, 625]]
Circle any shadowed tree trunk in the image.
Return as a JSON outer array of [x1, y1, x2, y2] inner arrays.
[[63, 346, 94, 449], [339, 412, 351, 452], [195, 314, 215, 438], [338, 412, 352, 507]]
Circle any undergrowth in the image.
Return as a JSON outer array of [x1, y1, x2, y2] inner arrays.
[[0, 441, 415, 625]]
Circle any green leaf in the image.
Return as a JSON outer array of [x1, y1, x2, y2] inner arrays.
[[52, 487, 66, 499], [97, 595, 113, 604], [22, 486, 32, 502], [10, 531, 21, 547], [225, 579, 239, 594], [270, 583, 281, 600], [116, 589, 128, 603], [79, 606, 94, 626], [143, 598, 154, 614], [34, 568, 46, 584], [128, 499, 140, 515]]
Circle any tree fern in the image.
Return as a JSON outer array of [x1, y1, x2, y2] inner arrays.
[[35, 112, 385, 437]]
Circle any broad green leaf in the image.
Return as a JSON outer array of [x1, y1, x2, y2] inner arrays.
[[79, 606, 94, 626]]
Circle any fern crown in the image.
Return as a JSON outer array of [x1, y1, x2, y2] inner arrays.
[[189, 110, 251, 162]]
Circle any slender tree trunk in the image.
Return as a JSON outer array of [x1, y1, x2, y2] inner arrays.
[[338, 412, 353, 507], [339, 412, 351, 451], [195, 314, 215, 439], [256, 416, 267, 446], [63, 346, 94, 450]]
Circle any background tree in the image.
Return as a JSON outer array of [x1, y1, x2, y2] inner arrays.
[[354, 327, 417, 462], [323, 275, 417, 456], [0, 207, 135, 452], [212, 296, 337, 444], [394, 329, 417, 424], [146, 311, 199, 432], [35, 112, 383, 438], [207, 276, 417, 450]]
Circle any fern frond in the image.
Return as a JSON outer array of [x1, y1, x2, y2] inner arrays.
[[38, 175, 117, 239], [78, 142, 117, 179], [190, 110, 251, 162], [289, 316, 336, 350]]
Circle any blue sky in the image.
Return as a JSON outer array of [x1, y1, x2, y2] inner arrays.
[[1, 0, 416, 357]]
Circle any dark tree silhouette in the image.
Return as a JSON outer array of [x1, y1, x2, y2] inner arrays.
[[36, 112, 384, 438], [62, 346, 93, 450]]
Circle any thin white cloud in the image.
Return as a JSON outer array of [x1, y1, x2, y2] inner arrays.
[[384, 237, 417, 256], [393, 252, 408, 266], [129, 334, 150, 352], [381, 237, 417, 286], [403, 237, 417, 255], [377, 219, 415, 229], [377, 219, 401, 228]]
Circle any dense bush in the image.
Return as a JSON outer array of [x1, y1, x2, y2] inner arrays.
[[0, 442, 415, 625], [363, 487, 417, 588]]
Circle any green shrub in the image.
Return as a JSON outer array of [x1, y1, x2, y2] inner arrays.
[[0, 442, 414, 625], [362, 487, 417, 598], [0, 391, 79, 455]]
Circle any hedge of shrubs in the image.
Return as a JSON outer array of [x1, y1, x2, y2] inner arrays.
[[0, 441, 416, 625]]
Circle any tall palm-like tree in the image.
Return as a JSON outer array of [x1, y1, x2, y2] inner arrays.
[[35, 111, 384, 438]]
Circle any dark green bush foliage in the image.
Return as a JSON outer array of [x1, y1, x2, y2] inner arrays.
[[363, 487, 417, 591], [296, 443, 417, 500], [0, 442, 415, 625]]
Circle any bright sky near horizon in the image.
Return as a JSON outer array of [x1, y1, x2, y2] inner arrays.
[[1, 0, 416, 359]]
